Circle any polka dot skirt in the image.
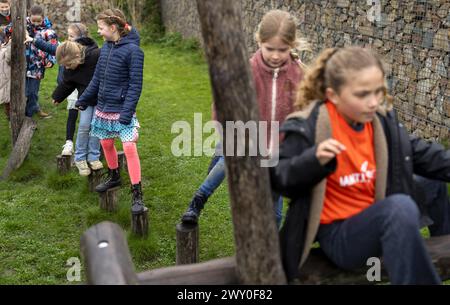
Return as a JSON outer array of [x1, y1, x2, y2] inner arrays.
[[90, 109, 140, 142]]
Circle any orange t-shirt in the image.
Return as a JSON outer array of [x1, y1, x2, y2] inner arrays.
[[320, 101, 376, 224]]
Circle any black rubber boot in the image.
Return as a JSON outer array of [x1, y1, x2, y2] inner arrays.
[[95, 168, 121, 192], [181, 192, 208, 224], [131, 182, 145, 215]]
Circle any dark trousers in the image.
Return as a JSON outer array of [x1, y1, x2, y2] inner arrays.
[[413, 175, 450, 236], [317, 194, 441, 285], [25, 77, 41, 117]]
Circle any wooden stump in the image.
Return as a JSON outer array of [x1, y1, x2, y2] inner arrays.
[[118, 151, 127, 172], [131, 207, 149, 237], [176, 223, 199, 265], [99, 187, 120, 212], [56, 155, 72, 175], [88, 169, 103, 192]]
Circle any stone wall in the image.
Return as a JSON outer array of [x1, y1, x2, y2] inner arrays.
[[160, 0, 450, 141], [33, 0, 111, 37]]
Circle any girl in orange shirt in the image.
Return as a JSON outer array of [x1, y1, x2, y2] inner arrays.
[[271, 46, 450, 284]]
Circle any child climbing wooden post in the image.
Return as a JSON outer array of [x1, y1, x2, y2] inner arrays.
[[195, 0, 286, 284]]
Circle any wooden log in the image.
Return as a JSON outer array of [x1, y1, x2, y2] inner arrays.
[[297, 235, 450, 284], [195, 0, 286, 284], [131, 207, 149, 237], [138, 256, 237, 285], [80, 221, 139, 285], [88, 169, 103, 192], [10, 0, 27, 145], [56, 155, 72, 175], [0, 118, 37, 180], [99, 186, 120, 212], [176, 223, 199, 265], [117, 151, 127, 172], [136, 235, 450, 285]]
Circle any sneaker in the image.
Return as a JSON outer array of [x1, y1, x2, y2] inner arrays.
[[88, 160, 104, 171], [38, 110, 51, 118], [61, 140, 74, 156], [75, 160, 91, 176]]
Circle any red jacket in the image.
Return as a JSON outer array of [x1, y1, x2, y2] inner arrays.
[[213, 49, 303, 149]]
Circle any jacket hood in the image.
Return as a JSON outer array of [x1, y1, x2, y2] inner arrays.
[[75, 36, 98, 48], [117, 27, 141, 46]]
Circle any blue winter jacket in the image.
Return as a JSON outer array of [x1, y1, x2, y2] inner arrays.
[[75, 29, 144, 125]]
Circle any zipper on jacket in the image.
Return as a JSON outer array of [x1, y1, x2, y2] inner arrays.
[[269, 68, 280, 154], [101, 45, 114, 97]]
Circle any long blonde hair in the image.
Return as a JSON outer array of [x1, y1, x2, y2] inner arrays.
[[255, 10, 310, 56], [295, 46, 393, 111], [56, 41, 85, 68]]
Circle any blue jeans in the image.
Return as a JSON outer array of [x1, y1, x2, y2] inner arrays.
[[317, 194, 441, 284], [199, 155, 284, 228], [75, 106, 101, 162], [413, 175, 450, 236], [25, 78, 41, 117]]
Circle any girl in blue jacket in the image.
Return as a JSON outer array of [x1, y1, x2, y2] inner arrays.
[[75, 9, 145, 214]]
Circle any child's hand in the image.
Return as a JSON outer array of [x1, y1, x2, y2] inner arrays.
[[24, 33, 33, 44], [316, 138, 346, 166], [45, 62, 53, 68], [52, 99, 60, 105]]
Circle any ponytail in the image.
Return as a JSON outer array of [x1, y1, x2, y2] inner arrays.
[[295, 48, 337, 110]]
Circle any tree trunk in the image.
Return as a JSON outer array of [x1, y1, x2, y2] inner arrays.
[[195, 0, 286, 284], [0, 117, 36, 180], [10, 0, 27, 146]]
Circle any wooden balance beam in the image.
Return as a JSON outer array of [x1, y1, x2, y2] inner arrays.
[[81, 221, 450, 284]]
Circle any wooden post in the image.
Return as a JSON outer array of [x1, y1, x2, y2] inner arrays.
[[56, 155, 72, 175], [131, 207, 149, 237], [88, 169, 103, 192], [80, 221, 139, 284], [195, 0, 286, 284], [117, 151, 127, 172], [10, 0, 27, 145], [176, 223, 199, 265], [99, 186, 120, 212], [0, 118, 37, 180]]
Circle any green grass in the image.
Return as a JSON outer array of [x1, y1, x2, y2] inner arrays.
[[0, 41, 449, 284], [0, 43, 234, 284]]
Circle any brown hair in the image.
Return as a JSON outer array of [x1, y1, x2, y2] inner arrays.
[[255, 10, 310, 54], [56, 41, 85, 68], [68, 23, 88, 39], [295, 46, 393, 111], [30, 5, 44, 17], [96, 8, 130, 37]]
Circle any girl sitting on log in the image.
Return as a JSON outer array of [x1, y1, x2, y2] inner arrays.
[[270, 46, 450, 284]]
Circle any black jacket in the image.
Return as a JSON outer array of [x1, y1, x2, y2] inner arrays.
[[52, 38, 100, 106], [270, 101, 450, 281]]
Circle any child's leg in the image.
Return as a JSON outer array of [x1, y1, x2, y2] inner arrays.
[[25, 78, 40, 117], [414, 175, 450, 236], [122, 141, 141, 185], [100, 138, 118, 169], [316, 194, 440, 284], [198, 156, 226, 198], [66, 109, 78, 141]]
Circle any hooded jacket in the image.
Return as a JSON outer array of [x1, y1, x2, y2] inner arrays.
[[51, 39, 100, 106], [75, 28, 144, 125], [270, 100, 450, 281], [212, 50, 303, 151], [23, 17, 57, 80]]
